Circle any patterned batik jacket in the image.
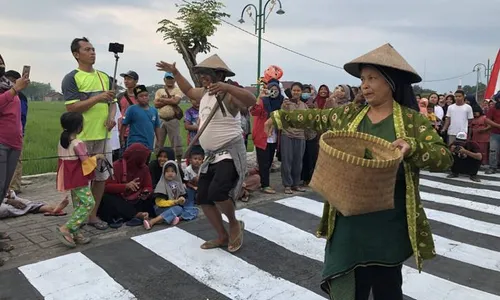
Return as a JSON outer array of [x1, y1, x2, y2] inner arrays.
[[271, 101, 453, 271]]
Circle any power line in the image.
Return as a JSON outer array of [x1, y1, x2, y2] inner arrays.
[[178, 0, 478, 83], [422, 71, 475, 83], [220, 19, 343, 70]]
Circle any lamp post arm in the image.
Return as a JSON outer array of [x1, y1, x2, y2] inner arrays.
[[240, 4, 259, 33], [473, 63, 487, 72]]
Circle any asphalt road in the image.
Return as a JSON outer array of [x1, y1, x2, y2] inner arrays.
[[1, 171, 500, 300]]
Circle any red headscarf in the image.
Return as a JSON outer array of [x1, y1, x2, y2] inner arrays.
[[314, 84, 330, 109], [115, 143, 151, 184]]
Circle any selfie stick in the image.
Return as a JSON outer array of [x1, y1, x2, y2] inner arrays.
[[100, 52, 120, 175]]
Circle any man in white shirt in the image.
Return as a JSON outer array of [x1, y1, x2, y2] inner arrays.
[[156, 55, 256, 253], [441, 90, 473, 145]]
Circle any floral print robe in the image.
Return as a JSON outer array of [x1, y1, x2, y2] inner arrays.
[[271, 101, 453, 271]]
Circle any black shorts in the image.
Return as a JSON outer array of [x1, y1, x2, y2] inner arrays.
[[197, 159, 238, 205]]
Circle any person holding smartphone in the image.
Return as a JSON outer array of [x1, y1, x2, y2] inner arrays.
[[4, 70, 29, 194], [0, 54, 30, 257]]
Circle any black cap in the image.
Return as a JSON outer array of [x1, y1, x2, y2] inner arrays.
[[133, 85, 148, 97], [120, 70, 139, 81]]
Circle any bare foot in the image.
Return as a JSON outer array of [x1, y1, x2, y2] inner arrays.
[[53, 196, 70, 214], [200, 235, 229, 250], [228, 220, 243, 252], [55, 226, 75, 248], [135, 212, 149, 220]]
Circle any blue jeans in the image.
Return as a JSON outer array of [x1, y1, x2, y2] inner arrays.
[[155, 205, 183, 224], [186, 187, 197, 208], [181, 188, 199, 221], [489, 134, 500, 169]]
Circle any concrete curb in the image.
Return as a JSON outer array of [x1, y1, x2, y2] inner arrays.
[[22, 172, 57, 179]]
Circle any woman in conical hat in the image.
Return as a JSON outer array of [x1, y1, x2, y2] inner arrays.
[[265, 44, 453, 299], [156, 55, 256, 253]]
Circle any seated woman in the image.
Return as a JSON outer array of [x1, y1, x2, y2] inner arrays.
[[149, 147, 174, 189], [149, 147, 185, 189], [97, 143, 154, 228]]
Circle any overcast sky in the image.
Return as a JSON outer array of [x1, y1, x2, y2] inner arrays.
[[1, 0, 498, 93]]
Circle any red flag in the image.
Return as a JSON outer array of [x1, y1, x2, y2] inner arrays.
[[485, 49, 500, 99]]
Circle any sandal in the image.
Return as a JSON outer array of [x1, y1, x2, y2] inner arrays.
[[126, 218, 143, 227], [261, 187, 276, 194], [73, 234, 91, 245], [109, 218, 124, 229], [240, 190, 250, 202], [143, 219, 152, 230], [87, 220, 109, 230], [200, 239, 228, 250], [284, 187, 293, 194], [0, 232, 10, 240], [0, 241, 14, 252], [55, 227, 76, 248], [44, 211, 68, 216], [292, 186, 306, 192], [228, 220, 245, 253]]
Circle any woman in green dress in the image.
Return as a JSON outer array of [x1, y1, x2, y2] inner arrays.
[[264, 43, 453, 300]]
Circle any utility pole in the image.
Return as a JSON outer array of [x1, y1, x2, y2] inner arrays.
[[486, 59, 491, 83], [239, 0, 285, 92], [473, 63, 487, 100]]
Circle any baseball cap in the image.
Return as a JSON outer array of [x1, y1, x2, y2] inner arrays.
[[456, 132, 467, 141], [164, 72, 174, 78], [133, 85, 148, 97], [120, 70, 139, 81]]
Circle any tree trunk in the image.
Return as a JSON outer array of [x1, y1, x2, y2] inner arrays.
[[176, 38, 201, 87]]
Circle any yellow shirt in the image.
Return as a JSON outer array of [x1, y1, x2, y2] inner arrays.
[[154, 86, 184, 101]]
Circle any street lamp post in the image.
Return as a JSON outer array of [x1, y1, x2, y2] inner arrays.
[[473, 63, 487, 101], [239, 0, 285, 92]]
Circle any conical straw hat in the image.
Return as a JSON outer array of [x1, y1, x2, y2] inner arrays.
[[344, 43, 421, 84], [193, 54, 235, 77]]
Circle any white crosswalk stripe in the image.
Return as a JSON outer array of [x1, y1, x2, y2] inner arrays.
[[3, 172, 500, 300]]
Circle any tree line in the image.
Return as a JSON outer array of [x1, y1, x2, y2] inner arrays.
[[413, 82, 487, 98]]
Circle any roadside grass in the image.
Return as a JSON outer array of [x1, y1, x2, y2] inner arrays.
[[22, 101, 254, 175]]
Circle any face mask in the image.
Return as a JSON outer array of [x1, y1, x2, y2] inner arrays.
[[301, 93, 310, 100], [268, 89, 279, 98], [0, 67, 5, 77]]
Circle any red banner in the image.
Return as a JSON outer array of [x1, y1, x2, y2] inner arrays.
[[485, 49, 500, 99]]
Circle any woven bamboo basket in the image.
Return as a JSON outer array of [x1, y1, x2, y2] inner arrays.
[[310, 130, 403, 216]]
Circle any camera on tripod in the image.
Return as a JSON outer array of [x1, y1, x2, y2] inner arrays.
[[108, 42, 124, 54]]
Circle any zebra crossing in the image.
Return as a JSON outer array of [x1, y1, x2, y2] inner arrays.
[[1, 171, 500, 300]]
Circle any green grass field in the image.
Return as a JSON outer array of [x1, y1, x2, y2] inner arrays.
[[22, 101, 254, 175]]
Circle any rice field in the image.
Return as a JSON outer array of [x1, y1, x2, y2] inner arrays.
[[22, 101, 254, 175]]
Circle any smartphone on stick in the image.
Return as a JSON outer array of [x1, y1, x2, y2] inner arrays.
[[22, 65, 31, 78]]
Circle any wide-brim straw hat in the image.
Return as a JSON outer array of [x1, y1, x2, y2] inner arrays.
[[193, 54, 235, 77], [344, 43, 422, 84], [310, 130, 403, 216]]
